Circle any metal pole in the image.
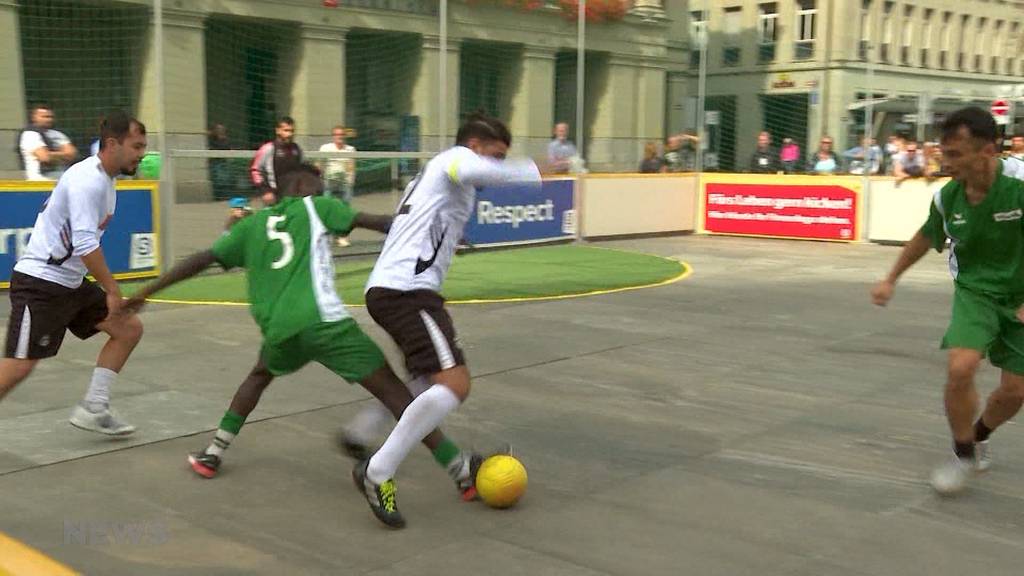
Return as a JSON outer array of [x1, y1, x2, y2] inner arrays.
[[575, 0, 586, 165], [695, 4, 707, 173], [154, 0, 172, 272], [439, 0, 448, 152], [862, 43, 875, 242]]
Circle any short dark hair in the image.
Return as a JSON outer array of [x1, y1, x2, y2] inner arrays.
[[29, 102, 52, 115], [278, 116, 295, 128], [278, 163, 322, 198], [99, 111, 146, 150], [940, 106, 997, 144], [456, 111, 511, 147]]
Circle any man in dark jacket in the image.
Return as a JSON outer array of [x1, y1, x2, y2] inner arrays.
[[250, 116, 303, 204], [749, 131, 779, 173]]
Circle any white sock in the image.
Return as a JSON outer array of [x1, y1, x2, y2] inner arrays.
[[345, 376, 433, 444], [207, 430, 236, 458], [345, 401, 393, 445], [84, 367, 117, 411], [366, 384, 460, 484]]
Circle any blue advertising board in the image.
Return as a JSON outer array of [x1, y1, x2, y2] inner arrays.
[[463, 178, 576, 247], [1, 181, 160, 288]]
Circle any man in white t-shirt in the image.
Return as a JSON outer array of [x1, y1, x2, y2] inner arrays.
[[894, 140, 926, 183], [19, 103, 78, 181], [318, 125, 357, 202], [1, 111, 148, 436]]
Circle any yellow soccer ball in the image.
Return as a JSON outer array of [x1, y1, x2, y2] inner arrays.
[[475, 455, 528, 508]]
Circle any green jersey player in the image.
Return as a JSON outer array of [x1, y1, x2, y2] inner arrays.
[[873, 107, 1024, 495], [124, 166, 480, 510]]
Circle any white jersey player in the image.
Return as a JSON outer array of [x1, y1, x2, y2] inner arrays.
[[352, 112, 541, 528], [1, 111, 148, 436]]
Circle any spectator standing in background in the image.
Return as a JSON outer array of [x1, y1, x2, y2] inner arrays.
[[250, 116, 303, 206], [1007, 135, 1024, 161], [547, 122, 577, 174], [894, 140, 926, 184], [808, 136, 840, 175], [18, 103, 78, 181], [663, 133, 699, 172], [209, 123, 234, 200], [884, 135, 904, 175], [780, 138, 801, 173], [924, 142, 945, 181], [843, 136, 882, 175], [318, 125, 357, 202], [749, 131, 779, 173], [319, 125, 358, 247], [639, 141, 664, 173]]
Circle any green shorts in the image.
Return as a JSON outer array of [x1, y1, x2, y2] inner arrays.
[[942, 287, 1024, 374], [261, 319, 386, 383]]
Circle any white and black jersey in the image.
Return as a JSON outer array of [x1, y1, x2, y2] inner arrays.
[[14, 156, 116, 289], [1003, 155, 1024, 180], [366, 146, 541, 293]]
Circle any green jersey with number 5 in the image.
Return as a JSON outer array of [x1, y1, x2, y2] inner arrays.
[[211, 195, 357, 344]]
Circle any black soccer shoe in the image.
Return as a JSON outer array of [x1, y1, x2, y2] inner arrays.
[[352, 459, 406, 529], [188, 450, 221, 479]]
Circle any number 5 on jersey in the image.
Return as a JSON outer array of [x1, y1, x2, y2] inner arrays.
[[266, 215, 294, 269]]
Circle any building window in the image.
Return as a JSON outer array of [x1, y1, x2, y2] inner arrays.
[[1007, 23, 1019, 75], [920, 9, 933, 67], [759, 3, 778, 63], [940, 12, 951, 69], [795, 0, 817, 60], [881, 1, 893, 63], [975, 18, 986, 72], [859, 0, 871, 61], [900, 6, 914, 66], [959, 15, 969, 71], [689, 10, 707, 69], [723, 6, 742, 67], [991, 21, 1003, 75]]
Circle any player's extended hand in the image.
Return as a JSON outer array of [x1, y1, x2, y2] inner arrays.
[[120, 296, 148, 316], [871, 280, 895, 307], [1016, 304, 1024, 324], [105, 293, 126, 320]]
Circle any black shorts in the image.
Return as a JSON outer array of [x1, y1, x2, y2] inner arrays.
[[365, 287, 465, 376], [4, 271, 108, 360]]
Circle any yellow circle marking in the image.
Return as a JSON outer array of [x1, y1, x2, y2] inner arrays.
[[142, 249, 693, 308], [0, 532, 79, 576]]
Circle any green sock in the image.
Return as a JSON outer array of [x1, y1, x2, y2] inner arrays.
[[219, 410, 246, 435], [207, 410, 246, 458], [432, 438, 461, 468]]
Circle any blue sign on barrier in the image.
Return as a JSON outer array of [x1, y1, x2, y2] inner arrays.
[[463, 179, 576, 247], [1, 183, 160, 288]]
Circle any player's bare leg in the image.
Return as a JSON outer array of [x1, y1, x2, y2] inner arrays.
[[0, 358, 38, 402], [188, 359, 274, 478], [69, 314, 144, 436], [972, 369, 1024, 473], [932, 348, 983, 494]]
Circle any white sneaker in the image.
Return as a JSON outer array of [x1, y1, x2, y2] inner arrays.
[[930, 453, 975, 495], [69, 403, 136, 436], [975, 440, 991, 473]]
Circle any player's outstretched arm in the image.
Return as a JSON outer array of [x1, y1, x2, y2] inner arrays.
[[454, 155, 542, 190], [871, 230, 932, 306], [352, 212, 392, 234], [123, 250, 218, 313]]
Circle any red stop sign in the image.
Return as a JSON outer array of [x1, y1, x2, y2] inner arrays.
[[992, 99, 1011, 116]]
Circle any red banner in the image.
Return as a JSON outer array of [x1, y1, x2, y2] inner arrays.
[[704, 183, 858, 241]]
